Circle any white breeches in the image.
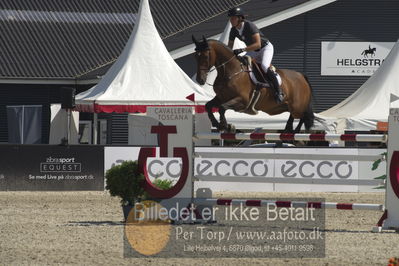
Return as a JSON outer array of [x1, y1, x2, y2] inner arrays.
[[246, 42, 274, 73], [246, 42, 281, 86]]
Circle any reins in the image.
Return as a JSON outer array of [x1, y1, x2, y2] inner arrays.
[[202, 52, 249, 86]]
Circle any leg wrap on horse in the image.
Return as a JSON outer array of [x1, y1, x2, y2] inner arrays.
[[246, 89, 261, 115]]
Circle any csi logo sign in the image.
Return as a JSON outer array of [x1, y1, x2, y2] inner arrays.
[[275, 160, 355, 179]]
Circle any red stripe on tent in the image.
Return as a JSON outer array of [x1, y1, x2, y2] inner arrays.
[[340, 134, 357, 141], [74, 104, 94, 113], [217, 199, 232, 205], [250, 133, 266, 140], [280, 133, 295, 141], [275, 201, 292, 207], [91, 104, 208, 113], [220, 133, 236, 140], [336, 203, 353, 210], [246, 200, 262, 206], [309, 134, 326, 141]]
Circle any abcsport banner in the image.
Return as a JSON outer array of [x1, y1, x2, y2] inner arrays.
[[0, 145, 104, 191]]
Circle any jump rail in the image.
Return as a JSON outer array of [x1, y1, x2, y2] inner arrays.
[[194, 198, 384, 211], [194, 132, 388, 143]]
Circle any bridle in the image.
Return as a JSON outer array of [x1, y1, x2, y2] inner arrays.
[[197, 48, 248, 86]]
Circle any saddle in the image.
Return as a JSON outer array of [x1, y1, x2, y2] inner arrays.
[[239, 56, 276, 85], [238, 56, 279, 115]]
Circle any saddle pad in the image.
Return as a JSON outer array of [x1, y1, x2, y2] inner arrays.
[[249, 70, 282, 87]]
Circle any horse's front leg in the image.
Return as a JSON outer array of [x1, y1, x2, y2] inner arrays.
[[205, 97, 221, 129], [218, 106, 228, 131]]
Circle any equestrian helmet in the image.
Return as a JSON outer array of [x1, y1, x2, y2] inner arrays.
[[227, 7, 245, 18]]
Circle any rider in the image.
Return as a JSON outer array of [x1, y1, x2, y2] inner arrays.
[[227, 7, 283, 103]]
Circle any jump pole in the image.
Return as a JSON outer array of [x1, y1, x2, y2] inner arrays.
[[377, 108, 399, 231], [141, 106, 399, 231]]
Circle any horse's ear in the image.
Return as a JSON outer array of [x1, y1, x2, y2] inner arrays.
[[192, 35, 199, 45], [202, 35, 207, 43]]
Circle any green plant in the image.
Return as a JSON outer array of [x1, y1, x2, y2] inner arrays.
[[372, 152, 387, 189], [105, 160, 174, 205], [152, 179, 173, 190], [105, 160, 148, 205]]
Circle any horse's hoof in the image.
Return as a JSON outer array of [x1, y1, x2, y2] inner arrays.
[[212, 123, 220, 129], [217, 126, 225, 132], [275, 141, 283, 148], [227, 124, 236, 133]]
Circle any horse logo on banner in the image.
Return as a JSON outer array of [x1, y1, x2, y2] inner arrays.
[[361, 45, 377, 58]]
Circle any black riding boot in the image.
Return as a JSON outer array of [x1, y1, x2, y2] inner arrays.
[[266, 68, 284, 103]]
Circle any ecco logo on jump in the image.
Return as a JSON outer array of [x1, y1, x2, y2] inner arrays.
[[195, 159, 271, 177], [146, 157, 354, 179], [278, 160, 353, 179]]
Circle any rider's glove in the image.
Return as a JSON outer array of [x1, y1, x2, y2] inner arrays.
[[233, 48, 246, 56]]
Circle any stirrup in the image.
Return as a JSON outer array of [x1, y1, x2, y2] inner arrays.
[[274, 92, 284, 103]]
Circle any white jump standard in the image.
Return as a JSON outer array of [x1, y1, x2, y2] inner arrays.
[[141, 106, 399, 232]]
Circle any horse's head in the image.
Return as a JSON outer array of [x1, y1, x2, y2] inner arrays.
[[192, 36, 214, 85]]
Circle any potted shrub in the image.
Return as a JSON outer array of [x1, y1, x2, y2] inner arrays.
[[105, 160, 173, 220], [372, 152, 387, 189]]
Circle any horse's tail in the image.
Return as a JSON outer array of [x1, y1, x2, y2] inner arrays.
[[303, 75, 315, 131], [361, 50, 365, 55]]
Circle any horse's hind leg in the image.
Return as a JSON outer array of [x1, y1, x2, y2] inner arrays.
[[205, 97, 221, 129], [284, 115, 294, 133], [294, 119, 304, 133], [218, 106, 228, 131]]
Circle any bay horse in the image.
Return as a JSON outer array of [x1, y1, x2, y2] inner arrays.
[[193, 36, 315, 133]]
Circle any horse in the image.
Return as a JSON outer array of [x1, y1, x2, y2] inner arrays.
[[192, 36, 315, 133], [361, 46, 376, 58]]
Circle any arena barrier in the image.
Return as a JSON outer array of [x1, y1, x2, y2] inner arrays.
[[138, 106, 399, 232]]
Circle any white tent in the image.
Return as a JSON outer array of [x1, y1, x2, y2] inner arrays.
[[320, 39, 399, 131], [75, 0, 213, 114]]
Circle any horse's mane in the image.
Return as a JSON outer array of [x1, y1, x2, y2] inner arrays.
[[207, 39, 234, 53]]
